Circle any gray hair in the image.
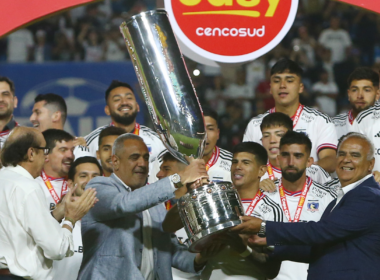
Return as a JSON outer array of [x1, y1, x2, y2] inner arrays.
[[112, 133, 144, 156], [337, 132, 375, 160]]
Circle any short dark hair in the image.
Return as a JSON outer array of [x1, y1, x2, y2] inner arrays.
[[280, 131, 312, 154], [260, 112, 293, 132], [271, 58, 303, 78], [68, 156, 103, 181], [203, 107, 219, 124], [232, 142, 268, 166], [105, 80, 134, 103], [42, 129, 75, 153], [162, 151, 179, 162], [348, 67, 379, 88], [99, 126, 127, 146], [1, 132, 40, 166], [35, 93, 67, 124], [0, 76, 15, 95]]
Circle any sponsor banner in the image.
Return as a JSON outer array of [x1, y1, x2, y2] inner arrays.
[[0, 0, 97, 37], [165, 0, 299, 63], [1, 62, 144, 137]]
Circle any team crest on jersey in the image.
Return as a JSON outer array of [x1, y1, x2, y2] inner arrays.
[[307, 201, 319, 212], [50, 203, 56, 211]]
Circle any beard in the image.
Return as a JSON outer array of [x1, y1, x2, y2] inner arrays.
[[282, 168, 305, 182], [0, 106, 13, 120], [110, 109, 138, 127]]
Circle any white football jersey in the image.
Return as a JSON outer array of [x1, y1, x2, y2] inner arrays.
[[243, 105, 338, 161], [352, 103, 380, 172], [35, 175, 83, 280], [254, 178, 338, 280], [152, 146, 232, 184], [261, 164, 331, 185], [332, 110, 356, 140], [74, 123, 166, 183], [199, 194, 280, 280]]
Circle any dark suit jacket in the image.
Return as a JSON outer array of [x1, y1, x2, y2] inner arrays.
[[267, 176, 380, 280]]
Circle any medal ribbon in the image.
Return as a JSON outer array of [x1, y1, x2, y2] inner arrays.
[[348, 110, 354, 125], [205, 146, 220, 171], [110, 122, 140, 135], [278, 177, 312, 223], [245, 190, 264, 216], [41, 170, 67, 205], [269, 104, 304, 129], [267, 163, 275, 180]]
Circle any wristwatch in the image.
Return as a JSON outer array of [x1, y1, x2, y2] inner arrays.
[[258, 220, 266, 237], [170, 173, 184, 188]]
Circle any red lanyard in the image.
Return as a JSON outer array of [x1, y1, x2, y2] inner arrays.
[[348, 110, 354, 125], [269, 104, 304, 129], [205, 147, 220, 171], [278, 177, 311, 223], [110, 122, 140, 135], [267, 163, 275, 180], [245, 190, 264, 216], [41, 170, 67, 205]]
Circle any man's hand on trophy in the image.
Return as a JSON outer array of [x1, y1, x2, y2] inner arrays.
[[178, 156, 209, 190], [230, 216, 263, 235]]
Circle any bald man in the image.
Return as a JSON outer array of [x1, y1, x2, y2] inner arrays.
[[0, 127, 97, 280], [78, 133, 212, 280]]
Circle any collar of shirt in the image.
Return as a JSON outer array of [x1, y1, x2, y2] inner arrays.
[[113, 173, 131, 192], [3, 165, 34, 180], [341, 174, 373, 195], [1, 117, 17, 133]]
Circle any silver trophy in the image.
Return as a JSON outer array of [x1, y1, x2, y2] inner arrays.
[[120, 10, 244, 252]]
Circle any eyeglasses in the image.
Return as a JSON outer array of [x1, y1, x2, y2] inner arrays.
[[33, 147, 50, 155]]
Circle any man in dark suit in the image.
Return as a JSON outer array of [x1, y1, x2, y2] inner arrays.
[[232, 132, 380, 280]]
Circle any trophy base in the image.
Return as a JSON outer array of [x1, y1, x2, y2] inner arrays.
[[188, 219, 242, 253]]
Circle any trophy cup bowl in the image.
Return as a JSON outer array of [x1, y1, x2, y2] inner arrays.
[[120, 10, 244, 252]]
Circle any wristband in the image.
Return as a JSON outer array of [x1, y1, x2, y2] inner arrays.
[[65, 217, 76, 226], [63, 220, 74, 230], [239, 246, 253, 258]]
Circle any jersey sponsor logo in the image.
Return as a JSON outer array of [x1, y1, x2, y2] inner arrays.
[[307, 200, 319, 212], [376, 148, 380, 155], [258, 203, 273, 214], [374, 132, 380, 138], [219, 160, 231, 171], [333, 119, 346, 126], [300, 114, 315, 123], [311, 187, 327, 198]]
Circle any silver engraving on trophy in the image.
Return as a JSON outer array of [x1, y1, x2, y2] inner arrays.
[[120, 10, 244, 253]]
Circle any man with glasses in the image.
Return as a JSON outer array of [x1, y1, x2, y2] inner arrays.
[[0, 126, 97, 280]]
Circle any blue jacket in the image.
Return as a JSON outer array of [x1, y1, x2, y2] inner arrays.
[[267, 176, 380, 280], [77, 174, 197, 280]]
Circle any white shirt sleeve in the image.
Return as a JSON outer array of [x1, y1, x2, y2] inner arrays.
[[314, 117, 338, 156], [23, 188, 74, 260], [243, 119, 261, 142]]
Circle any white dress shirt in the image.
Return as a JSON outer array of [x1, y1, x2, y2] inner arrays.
[[0, 165, 74, 280], [113, 174, 176, 279], [334, 174, 373, 208]]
